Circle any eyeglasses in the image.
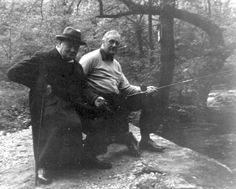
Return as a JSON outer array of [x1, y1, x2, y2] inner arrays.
[[108, 39, 120, 46]]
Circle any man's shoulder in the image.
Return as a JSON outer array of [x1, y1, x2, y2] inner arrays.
[[25, 49, 52, 63], [80, 49, 100, 61], [34, 48, 57, 58], [26, 49, 59, 69]]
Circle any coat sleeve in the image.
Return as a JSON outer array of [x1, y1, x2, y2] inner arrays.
[[74, 63, 98, 106], [7, 54, 40, 89]]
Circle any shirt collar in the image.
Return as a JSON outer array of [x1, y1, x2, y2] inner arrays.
[[100, 49, 114, 61]]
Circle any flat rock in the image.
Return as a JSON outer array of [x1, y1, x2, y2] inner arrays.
[[0, 125, 235, 189]]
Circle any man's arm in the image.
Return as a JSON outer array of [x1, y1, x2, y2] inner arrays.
[[79, 54, 107, 107], [119, 73, 141, 96], [79, 50, 102, 77], [73, 63, 98, 105], [79, 53, 95, 76], [119, 73, 157, 96], [7, 54, 40, 88]]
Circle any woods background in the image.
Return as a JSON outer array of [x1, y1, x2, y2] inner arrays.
[[0, 0, 236, 132]]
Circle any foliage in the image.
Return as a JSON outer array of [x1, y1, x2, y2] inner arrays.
[[166, 103, 208, 123], [0, 0, 236, 132], [171, 0, 236, 105], [0, 81, 30, 132]]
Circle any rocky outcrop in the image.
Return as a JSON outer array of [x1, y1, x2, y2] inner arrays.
[[0, 125, 234, 189]]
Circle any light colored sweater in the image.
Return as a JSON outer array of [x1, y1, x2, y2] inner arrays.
[[79, 49, 140, 95]]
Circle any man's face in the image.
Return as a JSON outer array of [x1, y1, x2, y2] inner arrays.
[[58, 40, 80, 60], [102, 38, 120, 56]]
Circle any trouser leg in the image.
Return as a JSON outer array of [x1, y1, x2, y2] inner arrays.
[[139, 111, 151, 140], [108, 111, 129, 137], [82, 118, 108, 158], [105, 111, 140, 157], [122, 93, 150, 139], [58, 127, 83, 166], [125, 92, 165, 152], [81, 118, 112, 169]]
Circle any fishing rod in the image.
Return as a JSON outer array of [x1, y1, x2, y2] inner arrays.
[[127, 70, 236, 97], [156, 70, 236, 90]]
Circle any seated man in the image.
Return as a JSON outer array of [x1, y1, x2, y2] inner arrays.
[[79, 30, 165, 157], [7, 27, 110, 186]]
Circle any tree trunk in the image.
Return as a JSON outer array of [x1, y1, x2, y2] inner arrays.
[[96, 0, 230, 106], [135, 23, 145, 58], [159, 0, 175, 109], [207, 0, 212, 18], [8, 26, 12, 64], [148, 0, 154, 63]]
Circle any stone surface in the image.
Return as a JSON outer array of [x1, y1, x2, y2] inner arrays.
[[0, 125, 234, 189]]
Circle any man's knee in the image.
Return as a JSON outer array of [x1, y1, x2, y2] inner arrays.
[[82, 117, 107, 133]]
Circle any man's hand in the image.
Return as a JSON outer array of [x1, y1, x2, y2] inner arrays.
[[94, 96, 107, 107], [146, 86, 157, 93]]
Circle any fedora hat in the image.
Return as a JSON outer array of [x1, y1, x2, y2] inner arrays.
[[56, 27, 86, 45]]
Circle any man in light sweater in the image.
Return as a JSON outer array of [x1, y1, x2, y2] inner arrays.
[[80, 30, 165, 158]]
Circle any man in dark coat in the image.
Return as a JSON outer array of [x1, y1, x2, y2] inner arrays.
[[7, 27, 111, 185]]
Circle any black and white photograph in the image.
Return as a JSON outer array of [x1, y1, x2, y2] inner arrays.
[[0, 0, 236, 188]]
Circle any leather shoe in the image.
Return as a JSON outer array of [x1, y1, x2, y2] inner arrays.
[[37, 168, 52, 185], [139, 138, 165, 152], [81, 158, 112, 169], [125, 132, 141, 157]]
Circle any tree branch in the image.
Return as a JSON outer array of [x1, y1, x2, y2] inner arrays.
[[96, 0, 223, 47], [119, 0, 137, 9], [65, 0, 76, 14], [40, 0, 44, 21], [97, 0, 104, 16], [96, 10, 141, 18], [76, 0, 82, 14]]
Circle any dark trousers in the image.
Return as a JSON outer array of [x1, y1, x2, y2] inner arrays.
[[82, 92, 158, 156]]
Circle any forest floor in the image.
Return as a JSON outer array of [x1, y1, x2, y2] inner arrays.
[[0, 82, 236, 189]]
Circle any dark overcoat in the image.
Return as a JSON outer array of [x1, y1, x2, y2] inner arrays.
[[8, 48, 98, 169]]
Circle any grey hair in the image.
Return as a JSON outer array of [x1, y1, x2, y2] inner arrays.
[[102, 30, 121, 42]]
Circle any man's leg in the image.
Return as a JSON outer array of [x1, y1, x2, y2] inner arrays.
[[58, 127, 83, 168], [81, 118, 112, 169], [124, 92, 165, 152], [110, 111, 140, 157], [139, 110, 165, 152], [81, 93, 140, 158]]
